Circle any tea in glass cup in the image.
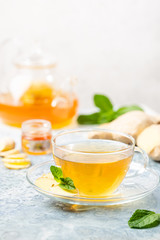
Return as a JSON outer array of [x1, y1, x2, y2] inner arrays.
[[52, 129, 135, 197]]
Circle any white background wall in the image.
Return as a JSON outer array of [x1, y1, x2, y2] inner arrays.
[[0, 0, 160, 111]]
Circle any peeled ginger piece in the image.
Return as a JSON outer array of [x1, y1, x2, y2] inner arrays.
[[96, 111, 157, 140], [0, 138, 15, 152], [137, 124, 160, 161]]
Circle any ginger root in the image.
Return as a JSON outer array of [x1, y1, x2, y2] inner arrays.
[[137, 124, 160, 161], [91, 111, 158, 140], [89, 110, 160, 161]]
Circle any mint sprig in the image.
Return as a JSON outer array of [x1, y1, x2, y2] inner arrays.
[[94, 94, 113, 112], [77, 94, 143, 125], [128, 209, 160, 229], [50, 165, 76, 191], [59, 177, 76, 191], [50, 166, 63, 182]]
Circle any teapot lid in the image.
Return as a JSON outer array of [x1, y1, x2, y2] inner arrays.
[[14, 43, 56, 69]]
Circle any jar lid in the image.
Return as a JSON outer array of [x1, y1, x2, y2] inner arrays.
[[22, 119, 52, 137], [14, 44, 56, 69]]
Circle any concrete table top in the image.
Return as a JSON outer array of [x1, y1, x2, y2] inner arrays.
[[0, 123, 160, 240]]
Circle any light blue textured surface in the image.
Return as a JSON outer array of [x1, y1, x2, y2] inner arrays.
[[0, 126, 160, 240]]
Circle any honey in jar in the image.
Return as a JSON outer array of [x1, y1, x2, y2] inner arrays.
[[22, 119, 52, 155]]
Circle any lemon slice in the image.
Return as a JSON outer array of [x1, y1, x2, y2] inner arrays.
[[0, 149, 20, 157], [35, 177, 57, 192], [4, 162, 31, 169], [2, 158, 30, 164], [51, 185, 77, 196], [2, 154, 31, 169], [42, 172, 55, 180], [35, 173, 77, 196], [6, 153, 27, 159]]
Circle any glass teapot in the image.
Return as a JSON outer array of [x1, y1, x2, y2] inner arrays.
[[0, 39, 78, 128]]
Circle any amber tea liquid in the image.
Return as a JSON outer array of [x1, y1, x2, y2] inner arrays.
[[0, 82, 78, 128], [54, 140, 132, 197]]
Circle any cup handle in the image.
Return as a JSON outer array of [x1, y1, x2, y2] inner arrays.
[[125, 146, 149, 178], [134, 146, 149, 168]]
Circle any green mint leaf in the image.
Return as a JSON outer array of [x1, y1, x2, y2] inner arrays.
[[50, 166, 76, 192], [129, 214, 160, 229], [50, 166, 63, 182], [114, 105, 143, 119], [94, 94, 113, 112], [77, 112, 101, 125], [128, 209, 160, 229], [77, 94, 143, 125], [129, 209, 155, 221], [59, 177, 76, 191], [97, 111, 115, 124], [77, 111, 115, 125]]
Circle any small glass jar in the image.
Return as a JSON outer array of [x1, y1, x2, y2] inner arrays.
[[22, 119, 52, 155]]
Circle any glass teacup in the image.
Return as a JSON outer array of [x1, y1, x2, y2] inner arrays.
[[52, 129, 148, 197]]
